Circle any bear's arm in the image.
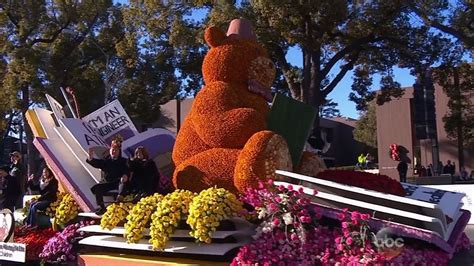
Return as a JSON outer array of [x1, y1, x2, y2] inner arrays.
[[191, 82, 268, 148]]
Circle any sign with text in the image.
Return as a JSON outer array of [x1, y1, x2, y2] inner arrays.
[[0, 243, 26, 263], [46, 94, 66, 121], [83, 100, 138, 144], [402, 183, 465, 219], [0, 210, 14, 243], [59, 118, 108, 152], [426, 184, 474, 224]]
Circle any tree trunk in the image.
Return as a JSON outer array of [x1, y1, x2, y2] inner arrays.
[[21, 85, 36, 176], [301, 50, 312, 104], [24, 118, 35, 177], [453, 70, 464, 170], [457, 121, 464, 171]]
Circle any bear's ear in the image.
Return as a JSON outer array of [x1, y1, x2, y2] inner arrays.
[[205, 26, 226, 48]]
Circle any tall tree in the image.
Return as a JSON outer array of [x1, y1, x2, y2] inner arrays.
[[0, 0, 126, 173], [241, 0, 453, 140], [433, 63, 474, 169], [353, 103, 377, 149], [319, 99, 341, 118]]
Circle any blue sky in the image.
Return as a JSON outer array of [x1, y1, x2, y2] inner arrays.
[[285, 46, 416, 119]]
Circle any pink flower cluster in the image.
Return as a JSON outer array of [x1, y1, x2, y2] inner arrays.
[[39, 220, 94, 263], [234, 181, 330, 265], [240, 180, 321, 244], [233, 180, 455, 265]]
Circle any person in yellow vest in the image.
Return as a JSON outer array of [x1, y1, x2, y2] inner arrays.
[[357, 153, 367, 169]]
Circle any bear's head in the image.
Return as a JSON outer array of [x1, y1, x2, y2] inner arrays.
[[202, 19, 276, 102]]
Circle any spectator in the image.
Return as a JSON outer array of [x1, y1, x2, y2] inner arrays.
[[419, 166, 427, 177], [436, 161, 444, 176], [397, 160, 408, 183], [118, 146, 160, 200], [427, 164, 433, 177], [86, 143, 129, 215], [443, 160, 455, 176], [9, 151, 25, 208], [0, 165, 20, 212], [459, 167, 470, 181], [25, 167, 58, 226], [365, 153, 374, 168]]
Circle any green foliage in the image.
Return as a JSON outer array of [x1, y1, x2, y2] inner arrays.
[[319, 99, 341, 118], [408, 0, 474, 48], [249, 0, 437, 106], [354, 104, 377, 149], [433, 63, 474, 148], [0, 0, 471, 166]]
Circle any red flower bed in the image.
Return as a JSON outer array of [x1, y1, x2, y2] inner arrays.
[[316, 170, 406, 196], [14, 226, 57, 261]]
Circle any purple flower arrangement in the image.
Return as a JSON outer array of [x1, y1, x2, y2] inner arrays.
[[232, 180, 456, 265], [39, 220, 94, 263]]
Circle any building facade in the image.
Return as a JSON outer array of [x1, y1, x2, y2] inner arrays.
[[376, 85, 474, 180]]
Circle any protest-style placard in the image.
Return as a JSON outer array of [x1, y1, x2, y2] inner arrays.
[[83, 100, 138, 143]]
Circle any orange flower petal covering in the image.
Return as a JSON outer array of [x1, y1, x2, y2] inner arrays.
[[172, 118, 210, 167], [172, 23, 291, 194], [234, 131, 277, 192], [173, 148, 240, 194]]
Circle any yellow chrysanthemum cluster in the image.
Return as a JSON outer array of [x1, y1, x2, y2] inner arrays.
[[54, 193, 80, 225], [149, 190, 196, 250], [187, 187, 244, 244], [44, 192, 66, 217], [100, 201, 134, 230], [124, 193, 163, 243]]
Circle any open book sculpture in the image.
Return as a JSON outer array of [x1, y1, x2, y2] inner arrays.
[[26, 95, 175, 211], [275, 170, 470, 255]]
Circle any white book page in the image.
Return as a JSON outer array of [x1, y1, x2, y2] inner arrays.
[[276, 171, 448, 224], [402, 183, 465, 219], [274, 181, 446, 238]]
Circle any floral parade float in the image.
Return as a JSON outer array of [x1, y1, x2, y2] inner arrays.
[[9, 19, 469, 265]]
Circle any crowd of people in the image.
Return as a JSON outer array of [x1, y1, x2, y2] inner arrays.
[[1, 143, 472, 222], [0, 151, 60, 227], [0, 141, 171, 225], [414, 160, 473, 181]]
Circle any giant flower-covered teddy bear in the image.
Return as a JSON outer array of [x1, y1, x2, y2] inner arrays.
[[172, 19, 293, 194]]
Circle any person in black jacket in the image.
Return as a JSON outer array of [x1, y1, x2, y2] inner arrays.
[[9, 151, 25, 208], [397, 160, 408, 183], [118, 146, 160, 200], [25, 167, 58, 226], [0, 165, 20, 212], [87, 144, 129, 214]]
